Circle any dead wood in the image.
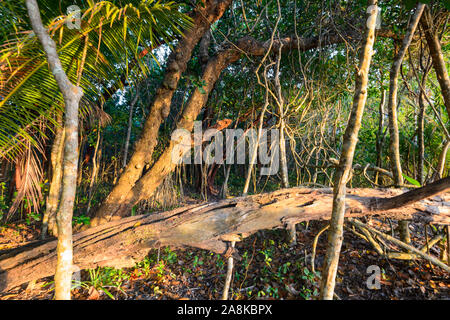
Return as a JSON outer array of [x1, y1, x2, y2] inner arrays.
[[1, 185, 449, 292]]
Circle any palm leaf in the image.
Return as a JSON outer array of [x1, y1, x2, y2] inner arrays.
[[0, 0, 192, 216], [0, 0, 192, 161]]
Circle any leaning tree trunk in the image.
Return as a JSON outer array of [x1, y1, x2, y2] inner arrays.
[[90, 29, 354, 221], [1, 183, 449, 293], [91, 5, 405, 225], [92, 0, 233, 225], [26, 0, 83, 300], [420, 5, 450, 118], [319, 1, 378, 300], [91, 40, 248, 221]]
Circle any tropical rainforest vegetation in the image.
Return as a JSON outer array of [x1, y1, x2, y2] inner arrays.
[[0, 0, 449, 300]]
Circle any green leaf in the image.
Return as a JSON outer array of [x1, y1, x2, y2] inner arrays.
[[101, 288, 116, 300], [402, 174, 421, 187]]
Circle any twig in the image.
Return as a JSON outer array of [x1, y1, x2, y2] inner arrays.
[[348, 219, 450, 272], [311, 224, 329, 274]]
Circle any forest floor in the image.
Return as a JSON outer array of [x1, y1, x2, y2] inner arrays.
[[0, 201, 449, 300]]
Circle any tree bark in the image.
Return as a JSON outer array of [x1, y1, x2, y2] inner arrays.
[[93, 0, 233, 224], [416, 42, 432, 186], [1, 186, 448, 293], [319, 1, 378, 300], [26, 0, 83, 300]]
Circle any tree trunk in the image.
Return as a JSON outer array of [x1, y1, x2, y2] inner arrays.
[[1, 185, 448, 293], [86, 124, 103, 214], [420, 6, 450, 118], [319, 1, 378, 300], [26, 0, 83, 300], [122, 90, 140, 168], [42, 115, 65, 239], [386, 3, 425, 245], [90, 13, 409, 225], [416, 48, 431, 186], [221, 165, 232, 198], [274, 45, 289, 188], [92, 42, 245, 222], [93, 0, 233, 224], [433, 140, 450, 182], [387, 3, 425, 187], [417, 87, 425, 186], [375, 89, 386, 185]]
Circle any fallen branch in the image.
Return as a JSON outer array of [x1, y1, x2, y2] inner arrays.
[[1, 184, 449, 292], [348, 218, 450, 272]]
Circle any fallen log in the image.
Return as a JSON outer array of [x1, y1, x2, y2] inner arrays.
[[1, 183, 449, 292]]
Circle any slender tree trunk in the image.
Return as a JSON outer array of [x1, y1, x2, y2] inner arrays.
[[387, 4, 425, 187], [243, 96, 269, 196], [319, 1, 378, 300], [222, 241, 235, 300], [274, 45, 289, 188], [86, 125, 103, 214], [76, 132, 85, 187], [122, 90, 140, 168], [417, 84, 426, 186], [386, 4, 425, 244], [433, 140, 450, 182], [93, 0, 233, 224], [416, 48, 431, 186], [420, 6, 450, 118], [221, 165, 232, 198], [279, 123, 289, 188], [42, 114, 65, 239], [26, 0, 83, 300], [375, 89, 386, 184]]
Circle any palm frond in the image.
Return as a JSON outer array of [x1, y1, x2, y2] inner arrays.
[[0, 0, 192, 160], [0, 0, 191, 217]]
